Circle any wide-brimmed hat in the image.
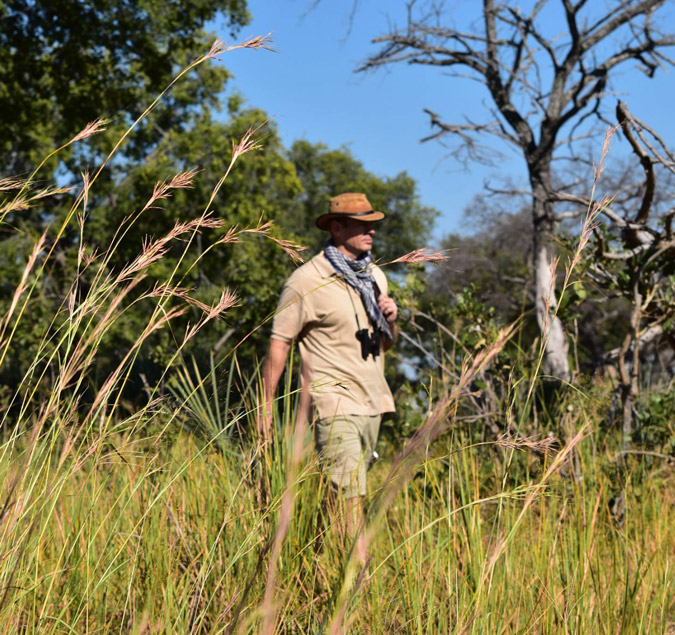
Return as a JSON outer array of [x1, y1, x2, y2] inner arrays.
[[315, 192, 385, 230]]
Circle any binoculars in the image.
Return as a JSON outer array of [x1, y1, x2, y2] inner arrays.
[[356, 328, 381, 360]]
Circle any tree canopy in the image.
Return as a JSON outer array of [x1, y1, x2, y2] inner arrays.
[[0, 3, 440, 405], [0, 0, 250, 177]]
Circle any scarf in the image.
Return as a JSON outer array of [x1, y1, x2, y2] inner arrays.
[[323, 240, 392, 340]]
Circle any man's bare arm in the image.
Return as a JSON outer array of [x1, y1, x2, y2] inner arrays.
[[260, 338, 292, 438]]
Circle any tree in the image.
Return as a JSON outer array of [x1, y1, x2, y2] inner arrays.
[[428, 192, 633, 375], [564, 103, 675, 446], [84, 105, 307, 377], [431, 200, 533, 322], [0, 1, 258, 402], [0, 0, 249, 177], [0, 104, 439, 404], [360, 0, 675, 380], [0, 103, 306, 401], [0, 2, 441, 409], [0, 1, 256, 355]]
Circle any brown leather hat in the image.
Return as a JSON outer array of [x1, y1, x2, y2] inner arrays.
[[315, 192, 385, 231]]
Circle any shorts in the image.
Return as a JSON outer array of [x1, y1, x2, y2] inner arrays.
[[314, 414, 382, 499]]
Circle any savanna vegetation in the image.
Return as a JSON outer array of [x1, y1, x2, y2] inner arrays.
[[0, 1, 673, 633]]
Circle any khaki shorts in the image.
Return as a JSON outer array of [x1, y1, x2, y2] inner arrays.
[[314, 414, 381, 499]]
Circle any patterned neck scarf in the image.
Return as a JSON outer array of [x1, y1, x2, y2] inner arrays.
[[323, 240, 392, 340]]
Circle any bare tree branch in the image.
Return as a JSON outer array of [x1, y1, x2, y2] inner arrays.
[[582, 0, 665, 52], [626, 111, 675, 175], [617, 101, 655, 224], [359, 0, 675, 382]]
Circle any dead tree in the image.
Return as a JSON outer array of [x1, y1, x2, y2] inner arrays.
[[558, 102, 675, 447], [359, 0, 675, 381]]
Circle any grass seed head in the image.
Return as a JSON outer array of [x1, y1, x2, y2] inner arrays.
[[390, 248, 449, 264]]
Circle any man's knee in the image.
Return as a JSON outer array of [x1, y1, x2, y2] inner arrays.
[[315, 414, 381, 498]]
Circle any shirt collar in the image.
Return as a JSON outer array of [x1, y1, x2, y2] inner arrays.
[[312, 251, 338, 279]]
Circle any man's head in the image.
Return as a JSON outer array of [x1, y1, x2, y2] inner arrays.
[[330, 218, 375, 259], [316, 193, 384, 258]]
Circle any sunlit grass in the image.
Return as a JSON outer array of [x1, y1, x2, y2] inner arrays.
[[0, 417, 672, 633], [0, 33, 673, 635]]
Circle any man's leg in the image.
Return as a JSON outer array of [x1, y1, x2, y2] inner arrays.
[[315, 415, 381, 562], [352, 414, 381, 563]]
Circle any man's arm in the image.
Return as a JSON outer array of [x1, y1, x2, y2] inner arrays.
[[260, 338, 292, 439], [378, 294, 398, 351]]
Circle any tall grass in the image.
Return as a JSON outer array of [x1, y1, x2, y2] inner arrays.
[[0, 37, 672, 634], [0, 408, 671, 632]]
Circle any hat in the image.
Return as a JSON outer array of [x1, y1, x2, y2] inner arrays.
[[315, 193, 385, 230]]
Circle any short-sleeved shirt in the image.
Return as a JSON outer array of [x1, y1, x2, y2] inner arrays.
[[271, 252, 395, 419]]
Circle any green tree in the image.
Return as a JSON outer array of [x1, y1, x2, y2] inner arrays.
[[0, 0, 249, 177], [0, 105, 305, 395], [0, 2, 440, 407], [0, 99, 440, 403], [427, 197, 630, 374]]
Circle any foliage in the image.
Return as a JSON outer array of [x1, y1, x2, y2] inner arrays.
[[0, 70, 439, 407], [0, 21, 672, 634], [167, 353, 248, 456], [430, 202, 533, 323], [428, 193, 637, 374], [360, 0, 675, 381], [0, 0, 249, 177], [0, 106, 305, 402], [0, 405, 673, 632], [0, 0, 257, 402], [635, 382, 675, 456]]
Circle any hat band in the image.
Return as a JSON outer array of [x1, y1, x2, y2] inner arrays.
[[333, 209, 374, 217]]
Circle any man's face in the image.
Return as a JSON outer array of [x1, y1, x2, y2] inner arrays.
[[331, 219, 375, 258]]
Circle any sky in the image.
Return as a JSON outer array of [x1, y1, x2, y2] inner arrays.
[[216, 0, 675, 240]]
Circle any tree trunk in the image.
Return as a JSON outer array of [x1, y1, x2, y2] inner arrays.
[[618, 278, 642, 450], [530, 170, 571, 381]]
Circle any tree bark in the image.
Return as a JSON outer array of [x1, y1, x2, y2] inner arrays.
[[618, 278, 642, 450], [359, 0, 674, 386], [531, 168, 571, 381]]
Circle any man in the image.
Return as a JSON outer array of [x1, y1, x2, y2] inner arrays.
[[261, 192, 398, 549]]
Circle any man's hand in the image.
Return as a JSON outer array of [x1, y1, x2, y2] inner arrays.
[[378, 294, 399, 350], [378, 294, 398, 325]]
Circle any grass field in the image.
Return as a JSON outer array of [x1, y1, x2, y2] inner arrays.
[[1, 38, 673, 634], [0, 404, 672, 633]]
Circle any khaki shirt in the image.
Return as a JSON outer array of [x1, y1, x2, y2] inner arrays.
[[271, 252, 395, 419]]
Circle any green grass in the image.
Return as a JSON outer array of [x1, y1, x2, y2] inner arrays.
[[1, 36, 673, 634], [0, 413, 672, 633]]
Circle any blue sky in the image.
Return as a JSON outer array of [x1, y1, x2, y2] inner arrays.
[[216, 0, 675, 239]]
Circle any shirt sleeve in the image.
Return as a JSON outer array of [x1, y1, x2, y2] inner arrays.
[[270, 281, 305, 343]]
